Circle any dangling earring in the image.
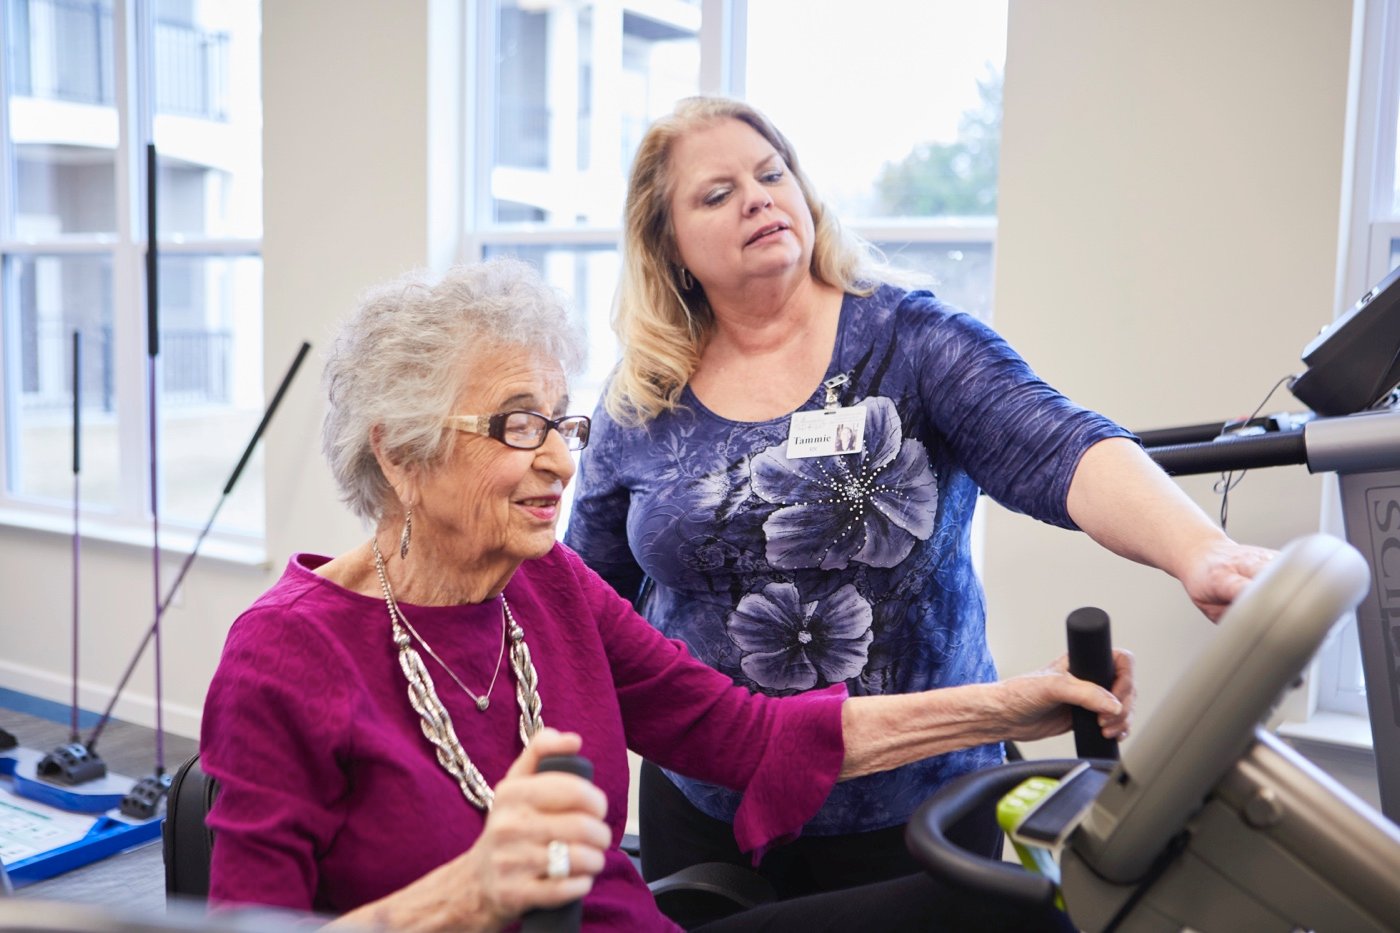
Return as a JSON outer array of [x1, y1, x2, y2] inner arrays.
[[399, 508, 413, 560], [679, 267, 694, 291]]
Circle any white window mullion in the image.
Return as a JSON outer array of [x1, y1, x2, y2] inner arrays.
[[0, 0, 12, 242], [465, 0, 498, 246], [698, 0, 745, 97], [587, 0, 623, 221], [1370, 0, 1400, 222], [0, 0, 17, 503], [428, 0, 466, 273], [1357, 1, 1400, 297], [0, 251, 15, 504], [852, 218, 996, 246], [544, 3, 581, 225], [477, 226, 621, 248], [156, 239, 261, 257], [112, 0, 148, 524]]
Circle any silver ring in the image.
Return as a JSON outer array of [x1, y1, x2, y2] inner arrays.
[[545, 839, 570, 880]]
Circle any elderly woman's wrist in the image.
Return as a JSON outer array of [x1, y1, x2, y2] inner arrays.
[[965, 681, 1019, 743]]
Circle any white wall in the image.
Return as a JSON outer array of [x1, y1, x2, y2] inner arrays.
[[260, 0, 433, 573], [0, 0, 1362, 786], [985, 0, 1354, 758]]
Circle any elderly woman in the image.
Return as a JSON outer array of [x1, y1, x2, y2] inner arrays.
[[201, 258, 1129, 932], [564, 97, 1277, 897]]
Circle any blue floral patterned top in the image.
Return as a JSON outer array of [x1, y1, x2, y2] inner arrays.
[[564, 285, 1131, 835]]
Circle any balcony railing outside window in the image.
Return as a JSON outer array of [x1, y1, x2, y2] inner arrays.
[[7, 0, 229, 121], [154, 17, 229, 121], [160, 327, 231, 405], [7, 0, 114, 106], [21, 321, 230, 413]]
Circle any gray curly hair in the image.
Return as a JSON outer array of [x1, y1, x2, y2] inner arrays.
[[321, 257, 585, 523]]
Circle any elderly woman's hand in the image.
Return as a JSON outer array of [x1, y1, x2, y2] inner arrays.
[[995, 648, 1135, 744], [838, 648, 1135, 780], [335, 728, 610, 933], [460, 728, 611, 929]]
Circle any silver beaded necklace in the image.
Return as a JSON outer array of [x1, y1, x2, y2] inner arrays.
[[370, 539, 544, 810], [389, 575, 507, 713]]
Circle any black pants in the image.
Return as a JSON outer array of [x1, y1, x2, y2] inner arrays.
[[641, 761, 1070, 932]]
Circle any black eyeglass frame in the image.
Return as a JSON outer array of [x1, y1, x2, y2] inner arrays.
[[444, 410, 591, 451]]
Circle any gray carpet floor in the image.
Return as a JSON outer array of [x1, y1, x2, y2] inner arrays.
[[1, 707, 198, 915]]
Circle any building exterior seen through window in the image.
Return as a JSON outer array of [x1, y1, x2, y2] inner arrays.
[[1, 0, 1003, 544], [479, 0, 1008, 429], [1, 0, 264, 537]]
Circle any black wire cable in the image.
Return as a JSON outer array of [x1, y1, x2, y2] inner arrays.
[[1214, 373, 1296, 530]]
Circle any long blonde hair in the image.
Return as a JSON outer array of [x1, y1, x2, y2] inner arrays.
[[609, 96, 890, 425]]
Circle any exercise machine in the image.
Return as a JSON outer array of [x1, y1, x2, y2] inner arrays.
[[909, 533, 1400, 931]]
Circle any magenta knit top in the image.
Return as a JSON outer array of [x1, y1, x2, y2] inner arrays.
[[201, 544, 847, 930]]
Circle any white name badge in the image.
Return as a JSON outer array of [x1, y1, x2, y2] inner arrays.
[[785, 406, 868, 459]]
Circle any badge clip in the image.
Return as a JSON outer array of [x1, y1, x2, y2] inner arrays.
[[822, 373, 850, 410]]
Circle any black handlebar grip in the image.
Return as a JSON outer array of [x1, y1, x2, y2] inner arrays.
[[1066, 607, 1119, 761], [536, 754, 594, 781], [520, 755, 595, 933]]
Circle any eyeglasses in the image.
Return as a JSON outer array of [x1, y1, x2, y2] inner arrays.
[[445, 410, 591, 451]]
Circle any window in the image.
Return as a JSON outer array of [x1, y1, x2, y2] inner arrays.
[[746, 0, 1003, 317], [468, 0, 1008, 426], [0, 0, 263, 544], [1316, 0, 1400, 717]]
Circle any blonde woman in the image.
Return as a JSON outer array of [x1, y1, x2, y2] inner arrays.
[[565, 97, 1273, 898]]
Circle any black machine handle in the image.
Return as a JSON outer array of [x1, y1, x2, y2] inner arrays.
[[535, 755, 594, 780], [1066, 607, 1119, 761], [146, 143, 159, 359], [520, 755, 595, 933], [906, 759, 1088, 909], [1146, 429, 1308, 477], [72, 330, 82, 475], [223, 341, 311, 495], [1136, 414, 1295, 448]]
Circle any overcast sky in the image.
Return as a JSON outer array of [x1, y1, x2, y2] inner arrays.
[[745, 0, 1007, 214]]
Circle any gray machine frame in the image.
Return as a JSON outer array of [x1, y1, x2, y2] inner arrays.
[[1309, 410, 1400, 820]]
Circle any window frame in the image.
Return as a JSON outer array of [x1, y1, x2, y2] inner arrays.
[[460, 0, 997, 292], [0, 0, 264, 557]]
